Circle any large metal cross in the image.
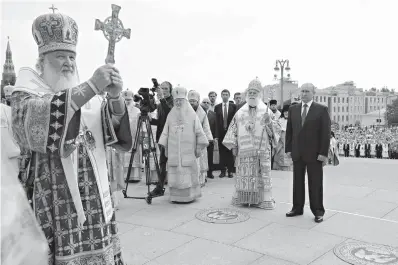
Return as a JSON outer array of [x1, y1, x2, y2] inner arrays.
[[95, 4, 131, 64]]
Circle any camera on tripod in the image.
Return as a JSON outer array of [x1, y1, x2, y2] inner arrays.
[[133, 78, 159, 115], [123, 78, 163, 204]]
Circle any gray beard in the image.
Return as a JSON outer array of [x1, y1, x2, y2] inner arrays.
[[42, 65, 80, 93], [247, 98, 259, 107]]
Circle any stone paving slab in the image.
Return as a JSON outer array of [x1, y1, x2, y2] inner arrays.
[[171, 216, 269, 244], [249, 255, 299, 265], [249, 203, 337, 230], [323, 195, 398, 218], [384, 207, 398, 221], [146, 238, 262, 265], [366, 189, 398, 203], [117, 203, 199, 230], [312, 212, 398, 248], [119, 225, 195, 265], [308, 248, 351, 265]]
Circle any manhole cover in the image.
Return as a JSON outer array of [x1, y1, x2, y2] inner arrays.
[[334, 241, 398, 265], [195, 208, 250, 224]]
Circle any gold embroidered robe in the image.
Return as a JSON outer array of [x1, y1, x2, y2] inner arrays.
[[223, 102, 281, 209]]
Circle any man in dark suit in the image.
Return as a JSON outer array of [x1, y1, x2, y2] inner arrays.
[[285, 83, 331, 223], [214, 89, 237, 178], [236, 91, 246, 110], [376, 142, 383, 158], [201, 97, 217, 179], [343, 141, 350, 157], [365, 141, 371, 158]]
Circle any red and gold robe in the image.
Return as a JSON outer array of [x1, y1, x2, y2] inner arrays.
[[11, 67, 132, 265]]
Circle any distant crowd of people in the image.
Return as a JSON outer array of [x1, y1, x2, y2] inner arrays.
[[335, 126, 398, 159]]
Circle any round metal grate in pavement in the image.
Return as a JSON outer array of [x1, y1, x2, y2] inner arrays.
[[334, 241, 398, 265], [195, 208, 250, 224]]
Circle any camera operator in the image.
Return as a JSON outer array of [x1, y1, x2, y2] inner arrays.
[[148, 81, 173, 196]]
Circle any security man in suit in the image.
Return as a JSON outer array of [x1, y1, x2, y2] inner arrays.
[[214, 89, 237, 178], [285, 83, 331, 223]]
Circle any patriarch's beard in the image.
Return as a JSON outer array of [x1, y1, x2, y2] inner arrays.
[[42, 63, 80, 93], [247, 96, 260, 107]]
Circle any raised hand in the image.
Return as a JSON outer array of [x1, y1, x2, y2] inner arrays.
[[105, 67, 123, 97], [89, 64, 119, 93]]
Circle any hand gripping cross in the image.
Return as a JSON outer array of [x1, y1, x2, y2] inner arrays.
[[95, 4, 131, 64]]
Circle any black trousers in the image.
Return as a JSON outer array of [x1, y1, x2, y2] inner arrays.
[[207, 142, 214, 174], [292, 160, 325, 216], [157, 145, 167, 189], [219, 140, 235, 173]]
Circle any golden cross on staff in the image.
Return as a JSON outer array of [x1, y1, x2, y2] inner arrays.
[[49, 4, 58, 13], [95, 4, 131, 64]]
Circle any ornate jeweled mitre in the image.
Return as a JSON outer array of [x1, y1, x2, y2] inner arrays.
[[32, 12, 78, 55], [247, 78, 262, 92], [172, 86, 188, 99]]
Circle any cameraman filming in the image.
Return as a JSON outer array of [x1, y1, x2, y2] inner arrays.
[[149, 81, 174, 196]]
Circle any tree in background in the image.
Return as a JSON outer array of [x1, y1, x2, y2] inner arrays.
[[385, 98, 398, 125], [381, 86, 390, 93]]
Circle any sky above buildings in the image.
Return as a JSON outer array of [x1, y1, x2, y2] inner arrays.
[[1, 0, 397, 98]]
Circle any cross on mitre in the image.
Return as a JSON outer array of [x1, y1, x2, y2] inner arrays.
[[95, 4, 131, 64], [49, 4, 58, 13]]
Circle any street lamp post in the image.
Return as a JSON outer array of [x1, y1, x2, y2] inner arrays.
[[273, 59, 291, 108]]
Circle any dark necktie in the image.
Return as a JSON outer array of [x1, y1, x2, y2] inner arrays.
[[223, 103, 228, 130], [302, 103, 308, 126]]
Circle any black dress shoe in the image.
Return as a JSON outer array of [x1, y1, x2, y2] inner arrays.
[[219, 172, 226, 178], [286, 210, 303, 217], [207, 174, 214, 179], [315, 216, 323, 223], [228, 173, 233, 178]]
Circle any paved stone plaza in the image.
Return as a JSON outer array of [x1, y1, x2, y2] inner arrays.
[[116, 158, 398, 265]]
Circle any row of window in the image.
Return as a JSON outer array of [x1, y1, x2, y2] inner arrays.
[[332, 105, 381, 113], [315, 96, 385, 103]]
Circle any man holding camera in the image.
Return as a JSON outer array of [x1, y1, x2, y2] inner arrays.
[[150, 81, 174, 196]]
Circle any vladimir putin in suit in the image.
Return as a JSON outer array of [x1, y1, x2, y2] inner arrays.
[[285, 83, 331, 223]]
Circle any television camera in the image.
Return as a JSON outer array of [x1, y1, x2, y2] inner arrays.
[[133, 78, 159, 115]]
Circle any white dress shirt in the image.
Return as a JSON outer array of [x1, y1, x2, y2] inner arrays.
[[301, 100, 313, 115]]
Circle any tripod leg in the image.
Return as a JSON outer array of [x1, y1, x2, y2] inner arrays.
[[143, 154, 152, 204], [123, 116, 143, 198], [145, 118, 163, 185]]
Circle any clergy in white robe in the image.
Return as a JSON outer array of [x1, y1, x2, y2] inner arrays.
[[273, 104, 293, 171], [223, 78, 281, 209], [2, 98, 47, 265], [158, 86, 209, 202], [1, 99, 20, 180], [188, 90, 213, 187]]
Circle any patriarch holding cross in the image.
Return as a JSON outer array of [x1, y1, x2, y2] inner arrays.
[[10, 4, 132, 265]]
